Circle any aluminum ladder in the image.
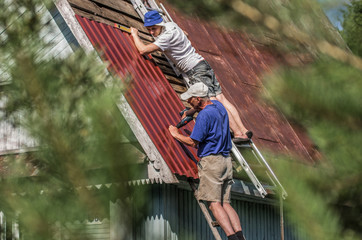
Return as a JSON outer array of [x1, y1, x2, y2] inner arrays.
[[232, 140, 288, 199]]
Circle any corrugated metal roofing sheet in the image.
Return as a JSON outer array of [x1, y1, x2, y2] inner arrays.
[[75, 15, 199, 178]]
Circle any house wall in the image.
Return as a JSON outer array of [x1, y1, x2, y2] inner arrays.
[[1, 184, 305, 240], [120, 184, 305, 240], [53, 220, 110, 240], [0, 6, 77, 154]]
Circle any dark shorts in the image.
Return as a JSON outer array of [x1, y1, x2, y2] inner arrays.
[[196, 154, 233, 203], [186, 60, 222, 97]]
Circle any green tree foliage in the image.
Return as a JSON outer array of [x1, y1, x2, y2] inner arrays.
[[168, 0, 347, 52], [0, 0, 146, 239], [167, 0, 362, 239], [341, 0, 362, 57], [264, 57, 362, 240]]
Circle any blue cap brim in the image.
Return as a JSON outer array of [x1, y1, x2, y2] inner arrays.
[[144, 18, 163, 27]]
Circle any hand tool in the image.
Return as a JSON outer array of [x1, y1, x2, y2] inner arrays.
[[176, 107, 193, 128]]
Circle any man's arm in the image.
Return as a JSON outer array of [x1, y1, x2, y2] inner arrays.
[[169, 125, 199, 148], [131, 27, 160, 55]]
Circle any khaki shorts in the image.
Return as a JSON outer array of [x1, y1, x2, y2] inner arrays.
[[196, 154, 233, 203]]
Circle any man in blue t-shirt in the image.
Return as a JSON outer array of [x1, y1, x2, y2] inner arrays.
[[169, 82, 246, 240]]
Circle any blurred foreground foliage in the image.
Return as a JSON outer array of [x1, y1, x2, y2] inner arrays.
[[167, 0, 362, 239], [264, 57, 362, 240], [0, 0, 146, 239], [167, 0, 347, 53], [341, 0, 362, 57]]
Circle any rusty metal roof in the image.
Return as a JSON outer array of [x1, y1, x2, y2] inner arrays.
[[166, 7, 315, 162], [76, 15, 199, 178], [70, 0, 320, 180]]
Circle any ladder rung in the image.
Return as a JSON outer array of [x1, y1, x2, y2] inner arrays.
[[211, 221, 220, 227], [188, 180, 222, 240], [234, 143, 252, 148]]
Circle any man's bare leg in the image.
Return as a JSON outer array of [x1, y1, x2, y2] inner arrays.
[[223, 203, 242, 232], [209, 202, 235, 236], [212, 94, 249, 138]]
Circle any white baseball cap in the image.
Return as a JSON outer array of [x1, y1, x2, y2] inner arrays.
[[180, 82, 209, 101]]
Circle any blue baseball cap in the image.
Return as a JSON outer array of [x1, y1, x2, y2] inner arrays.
[[144, 10, 163, 27]]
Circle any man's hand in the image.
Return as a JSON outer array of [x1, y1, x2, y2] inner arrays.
[[130, 27, 160, 55], [169, 125, 198, 147], [168, 125, 179, 138], [130, 27, 138, 37]]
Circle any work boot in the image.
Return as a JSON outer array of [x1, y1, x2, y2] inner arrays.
[[236, 231, 246, 240], [246, 130, 253, 139], [227, 234, 239, 240]]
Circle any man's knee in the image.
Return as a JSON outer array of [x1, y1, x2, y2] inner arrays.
[[208, 201, 221, 211], [223, 202, 231, 208], [216, 94, 231, 107]]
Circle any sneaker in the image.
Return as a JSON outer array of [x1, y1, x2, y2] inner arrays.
[[246, 130, 253, 139]]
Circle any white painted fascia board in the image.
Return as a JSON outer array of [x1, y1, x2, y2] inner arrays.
[[53, 0, 178, 184]]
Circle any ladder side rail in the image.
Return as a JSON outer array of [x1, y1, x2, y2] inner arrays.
[[160, 3, 174, 22], [133, 0, 181, 77], [249, 149, 282, 195], [147, 0, 163, 13], [130, 0, 148, 20], [250, 149, 278, 187], [265, 172, 278, 188], [231, 143, 267, 197], [250, 148, 280, 186], [248, 142, 288, 198], [188, 180, 222, 240], [249, 140, 288, 198], [250, 148, 279, 189], [250, 148, 265, 166], [197, 201, 223, 240]]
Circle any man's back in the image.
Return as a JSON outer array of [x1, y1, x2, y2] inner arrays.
[[191, 100, 232, 157], [153, 22, 203, 72]]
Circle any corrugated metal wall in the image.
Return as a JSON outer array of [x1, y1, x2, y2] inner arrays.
[[1, 185, 304, 240], [129, 184, 304, 240], [58, 220, 110, 240]]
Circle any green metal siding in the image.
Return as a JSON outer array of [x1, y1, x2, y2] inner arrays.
[[131, 184, 304, 240]]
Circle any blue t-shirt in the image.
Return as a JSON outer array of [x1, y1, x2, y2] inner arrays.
[[190, 100, 232, 157]]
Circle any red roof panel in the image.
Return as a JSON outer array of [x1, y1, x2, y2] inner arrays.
[[76, 15, 199, 178]]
